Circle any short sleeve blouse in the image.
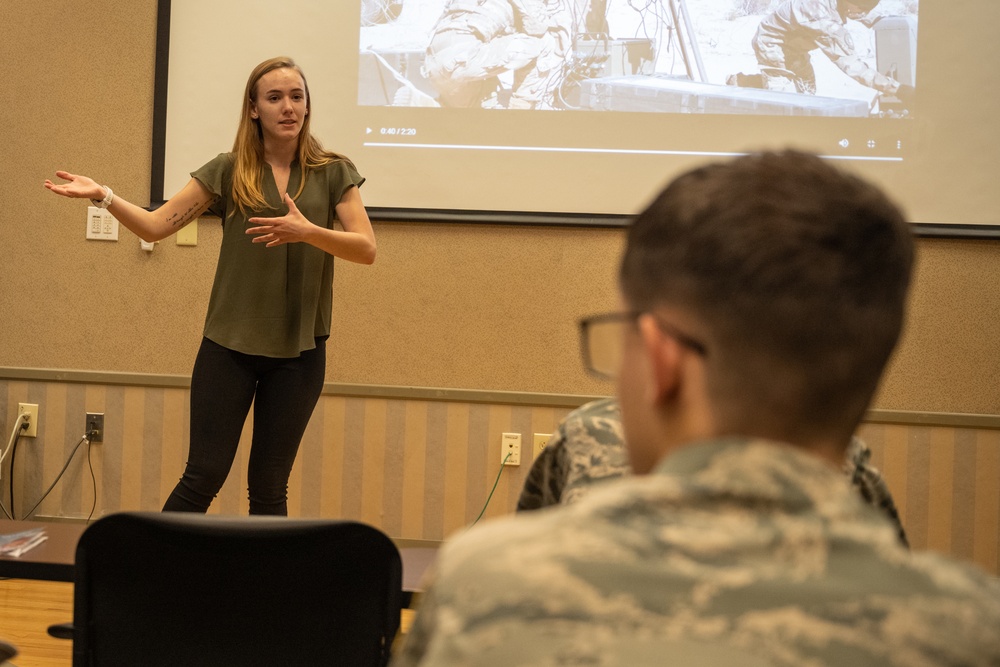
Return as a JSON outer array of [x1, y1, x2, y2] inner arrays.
[[191, 153, 365, 358]]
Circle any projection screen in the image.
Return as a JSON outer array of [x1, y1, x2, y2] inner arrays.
[[152, 0, 1000, 234]]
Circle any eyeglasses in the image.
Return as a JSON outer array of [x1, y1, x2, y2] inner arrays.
[[578, 311, 708, 380]]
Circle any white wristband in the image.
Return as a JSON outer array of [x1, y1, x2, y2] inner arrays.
[[91, 186, 114, 209]]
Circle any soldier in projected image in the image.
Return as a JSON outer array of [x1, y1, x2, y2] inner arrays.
[[731, 0, 916, 109], [420, 0, 574, 108]]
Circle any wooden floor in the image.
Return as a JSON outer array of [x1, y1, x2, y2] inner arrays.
[[0, 579, 72, 667], [0, 578, 415, 666]]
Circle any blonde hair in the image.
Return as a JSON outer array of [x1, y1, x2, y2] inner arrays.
[[230, 56, 349, 216]]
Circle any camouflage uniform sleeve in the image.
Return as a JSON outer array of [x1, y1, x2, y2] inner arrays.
[[516, 429, 568, 511], [833, 52, 899, 92], [810, 18, 899, 92], [559, 399, 629, 504], [516, 398, 628, 511], [845, 438, 909, 547]]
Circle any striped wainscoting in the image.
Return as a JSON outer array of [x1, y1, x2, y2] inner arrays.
[[858, 420, 1000, 574], [0, 375, 569, 542], [2, 372, 999, 575]]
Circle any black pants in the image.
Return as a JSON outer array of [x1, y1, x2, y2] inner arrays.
[[162, 336, 326, 515]]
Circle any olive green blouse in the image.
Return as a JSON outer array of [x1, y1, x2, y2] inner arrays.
[[192, 153, 364, 358]]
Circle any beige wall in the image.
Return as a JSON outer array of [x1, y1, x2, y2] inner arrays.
[[1, 1, 999, 574], [2, 1, 999, 409]]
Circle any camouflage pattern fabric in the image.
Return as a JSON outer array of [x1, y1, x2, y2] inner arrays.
[[422, 0, 571, 108], [516, 398, 628, 509], [393, 439, 1000, 666], [517, 399, 910, 547], [843, 437, 909, 547], [752, 0, 900, 94]]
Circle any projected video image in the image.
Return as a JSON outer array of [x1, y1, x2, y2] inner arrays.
[[358, 0, 917, 117]]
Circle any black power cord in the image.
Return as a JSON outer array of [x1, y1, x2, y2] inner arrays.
[[8, 432, 18, 519]]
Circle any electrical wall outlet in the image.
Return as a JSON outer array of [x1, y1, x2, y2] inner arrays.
[[86, 413, 105, 443], [18, 403, 38, 437], [533, 433, 551, 460], [501, 432, 521, 466]]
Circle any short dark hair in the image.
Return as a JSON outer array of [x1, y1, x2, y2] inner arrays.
[[619, 150, 914, 442]]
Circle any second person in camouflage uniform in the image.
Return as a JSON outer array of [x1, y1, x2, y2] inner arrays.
[[516, 397, 909, 546]]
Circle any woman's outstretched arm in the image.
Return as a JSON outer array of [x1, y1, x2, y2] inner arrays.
[[45, 171, 215, 243]]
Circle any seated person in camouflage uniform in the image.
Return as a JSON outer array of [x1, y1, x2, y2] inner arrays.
[[731, 0, 915, 108], [391, 151, 1000, 667], [517, 397, 909, 546]]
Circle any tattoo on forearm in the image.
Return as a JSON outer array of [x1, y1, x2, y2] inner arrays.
[[167, 199, 208, 228]]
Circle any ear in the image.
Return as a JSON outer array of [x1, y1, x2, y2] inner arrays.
[[638, 315, 684, 405], [250, 104, 259, 119]]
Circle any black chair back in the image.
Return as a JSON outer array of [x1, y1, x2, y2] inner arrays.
[[69, 512, 402, 667]]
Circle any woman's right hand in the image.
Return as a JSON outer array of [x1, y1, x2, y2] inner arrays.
[[44, 171, 105, 201]]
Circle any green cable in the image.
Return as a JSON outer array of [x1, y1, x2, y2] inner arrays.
[[473, 452, 511, 524]]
